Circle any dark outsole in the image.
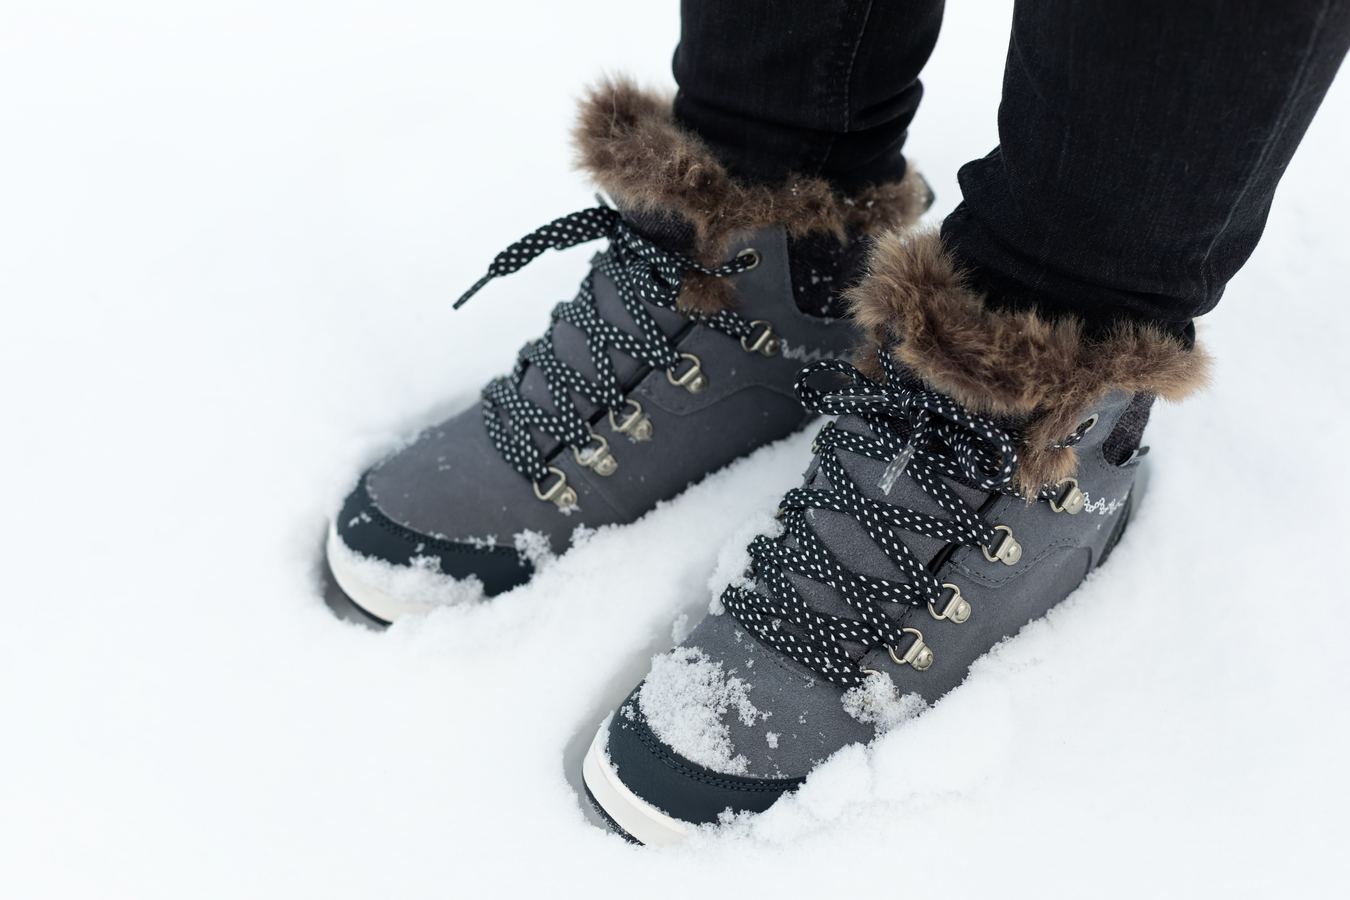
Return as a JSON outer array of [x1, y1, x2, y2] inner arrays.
[[583, 782, 643, 845]]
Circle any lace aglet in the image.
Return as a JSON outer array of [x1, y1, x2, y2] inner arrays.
[[878, 442, 915, 495], [453, 274, 493, 309]]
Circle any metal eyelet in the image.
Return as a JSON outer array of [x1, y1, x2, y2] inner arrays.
[[736, 247, 762, 271], [573, 430, 617, 476], [533, 467, 578, 510], [1080, 414, 1099, 434], [886, 628, 934, 671], [1049, 478, 1086, 515], [927, 583, 971, 623], [666, 353, 709, 394], [740, 320, 782, 357], [608, 399, 653, 441], [981, 525, 1022, 566]]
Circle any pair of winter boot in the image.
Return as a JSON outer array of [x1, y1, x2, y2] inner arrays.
[[325, 78, 1211, 844]]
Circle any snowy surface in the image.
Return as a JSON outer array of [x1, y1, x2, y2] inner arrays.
[[2, 2, 1348, 896]]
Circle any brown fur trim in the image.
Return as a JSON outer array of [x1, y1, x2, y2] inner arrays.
[[846, 228, 1213, 494], [572, 75, 932, 311]]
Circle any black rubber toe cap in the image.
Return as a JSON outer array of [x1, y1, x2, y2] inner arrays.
[[606, 686, 804, 826], [336, 473, 533, 597]]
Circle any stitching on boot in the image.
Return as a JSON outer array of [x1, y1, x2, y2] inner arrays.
[[627, 706, 805, 793], [357, 476, 523, 560]]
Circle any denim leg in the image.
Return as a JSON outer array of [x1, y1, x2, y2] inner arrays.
[[941, 0, 1350, 341], [673, 0, 946, 192]]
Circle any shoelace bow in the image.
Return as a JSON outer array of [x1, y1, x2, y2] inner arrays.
[[456, 206, 761, 487], [721, 354, 1023, 686]]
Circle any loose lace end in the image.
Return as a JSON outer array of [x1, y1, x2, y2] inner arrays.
[[454, 274, 493, 309], [878, 442, 916, 495]]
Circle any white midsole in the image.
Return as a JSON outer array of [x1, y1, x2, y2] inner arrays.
[[582, 720, 693, 846], [326, 522, 437, 622]]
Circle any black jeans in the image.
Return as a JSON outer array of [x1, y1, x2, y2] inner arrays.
[[674, 0, 1350, 341]]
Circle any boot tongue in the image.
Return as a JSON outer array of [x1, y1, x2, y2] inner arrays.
[[889, 354, 1035, 436], [619, 206, 697, 254]]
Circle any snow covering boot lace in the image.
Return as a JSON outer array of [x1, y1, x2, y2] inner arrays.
[[325, 77, 933, 624], [581, 228, 1212, 845]]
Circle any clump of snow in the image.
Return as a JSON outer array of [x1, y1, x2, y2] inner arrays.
[[569, 524, 597, 550], [671, 612, 692, 644], [765, 732, 779, 749], [706, 509, 783, 614], [512, 529, 555, 570], [638, 647, 768, 775], [841, 671, 926, 734], [328, 532, 485, 607], [459, 535, 499, 550]]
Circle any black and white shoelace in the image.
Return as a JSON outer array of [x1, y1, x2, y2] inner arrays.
[[721, 353, 1024, 686], [455, 206, 762, 487]]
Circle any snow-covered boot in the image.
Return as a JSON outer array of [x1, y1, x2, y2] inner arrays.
[[327, 77, 933, 623], [581, 229, 1211, 844]]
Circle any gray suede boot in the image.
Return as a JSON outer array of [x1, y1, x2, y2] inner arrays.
[[327, 78, 932, 623], [581, 228, 1211, 844]]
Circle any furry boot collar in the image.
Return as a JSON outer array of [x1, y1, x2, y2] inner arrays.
[[847, 228, 1213, 495], [572, 76, 932, 314]]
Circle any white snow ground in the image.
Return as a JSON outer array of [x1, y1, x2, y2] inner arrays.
[[2, 2, 1347, 896]]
